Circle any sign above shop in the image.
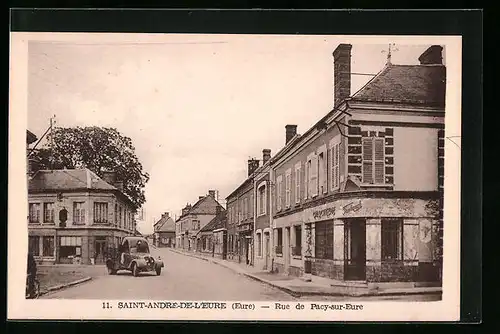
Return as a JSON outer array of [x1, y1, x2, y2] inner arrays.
[[312, 207, 336, 221], [341, 200, 362, 215]]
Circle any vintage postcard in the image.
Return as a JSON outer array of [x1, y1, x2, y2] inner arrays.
[[9, 32, 461, 321]]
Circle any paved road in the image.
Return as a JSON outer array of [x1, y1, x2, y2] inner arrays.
[[42, 248, 440, 301]]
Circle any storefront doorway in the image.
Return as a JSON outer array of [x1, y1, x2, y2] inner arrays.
[[264, 232, 270, 270], [344, 219, 366, 280], [95, 237, 107, 264]]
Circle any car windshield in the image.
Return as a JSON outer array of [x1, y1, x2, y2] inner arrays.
[[130, 240, 149, 253]]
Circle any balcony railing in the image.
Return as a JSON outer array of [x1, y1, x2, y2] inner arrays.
[[292, 246, 302, 257]]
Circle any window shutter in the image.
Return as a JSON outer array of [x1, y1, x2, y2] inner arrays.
[[322, 153, 328, 193], [362, 138, 374, 184], [304, 162, 309, 199], [374, 138, 385, 183], [335, 144, 340, 189], [311, 155, 318, 196]]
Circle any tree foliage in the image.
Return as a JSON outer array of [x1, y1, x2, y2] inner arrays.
[[31, 126, 149, 208]]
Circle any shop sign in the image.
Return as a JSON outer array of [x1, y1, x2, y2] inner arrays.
[[341, 200, 362, 215], [312, 207, 336, 220]]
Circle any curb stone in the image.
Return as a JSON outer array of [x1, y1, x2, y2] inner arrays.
[[40, 277, 92, 296], [170, 249, 442, 298]]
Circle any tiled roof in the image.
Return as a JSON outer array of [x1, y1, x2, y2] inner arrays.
[[200, 210, 227, 232], [155, 217, 175, 232], [352, 64, 446, 107], [28, 168, 116, 192]]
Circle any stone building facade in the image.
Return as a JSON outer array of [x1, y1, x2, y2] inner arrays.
[[28, 169, 136, 265], [270, 44, 445, 287]]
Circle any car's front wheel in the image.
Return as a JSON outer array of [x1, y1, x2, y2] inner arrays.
[[155, 266, 161, 276], [132, 263, 139, 277]]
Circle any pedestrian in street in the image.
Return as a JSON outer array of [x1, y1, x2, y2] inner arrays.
[[26, 252, 37, 297]]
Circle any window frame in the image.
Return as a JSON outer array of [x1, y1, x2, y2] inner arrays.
[[73, 202, 86, 225], [29, 203, 41, 224], [285, 168, 292, 208], [257, 181, 267, 216], [43, 202, 55, 224], [93, 202, 109, 224], [276, 175, 283, 211], [329, 137, 341, 191], [362, 136, 385, 185], [381, 218, 404, 261], [294, 162, 301, 204], [314, 220, 334, 260]]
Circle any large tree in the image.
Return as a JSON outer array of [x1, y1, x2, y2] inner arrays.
[[31, 126, 149, 208]]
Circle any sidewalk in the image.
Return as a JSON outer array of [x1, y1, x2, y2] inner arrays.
[[169, 248, 442, 298], [36, 264, 106, 296]]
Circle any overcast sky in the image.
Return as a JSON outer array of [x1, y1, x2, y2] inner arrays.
[[26, 34, 445, 234]]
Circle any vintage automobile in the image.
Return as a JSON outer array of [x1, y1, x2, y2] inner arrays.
[[105, 237, 164, 276]]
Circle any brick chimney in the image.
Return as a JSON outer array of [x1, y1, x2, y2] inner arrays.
[[262, 149, 271, 164], [333, 44, 352, 107], [208, 190, 216, 199], [285, 125, 297, 145], [199, 196, 204, 200], [162, 212, 169, 219], [418, 45, 443, 65], [248, 159, 260, 176]]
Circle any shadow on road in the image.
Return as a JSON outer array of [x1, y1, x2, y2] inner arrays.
[[115, 271, 160, 278]]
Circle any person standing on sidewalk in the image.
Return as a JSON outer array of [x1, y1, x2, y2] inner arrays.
[[26, 252, 37, 297]]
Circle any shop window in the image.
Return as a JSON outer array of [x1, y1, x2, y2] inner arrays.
[[73, 202, 86, 225], [94, 202, 108, 224], [59, 236, 83, 260], [292, 225, 302, 256], [42, 236, 55, 257], [275, 228, 283, 255], [29, 203, 41, 224], [43, 203, 55, 224], [29, 236, 40, 256], [315, 221, 334, 259], [381, 219, 403, 260]]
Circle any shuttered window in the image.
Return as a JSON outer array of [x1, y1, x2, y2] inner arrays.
[[311, 155, 319, 197], [362, 137, 385, 184], [285, 170, 291, 208], [276, 175, 283, 211], [295, 163, 301, 203], [331, 143, 340, 190], [304, 161, 309, 199]]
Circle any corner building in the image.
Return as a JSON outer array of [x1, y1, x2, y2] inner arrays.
[[270, 44, 445, 287]]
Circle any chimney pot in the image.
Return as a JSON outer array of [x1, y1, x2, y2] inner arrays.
[[418, 45, 443, 65], [332, 43, 352, 107], [199, 196, 204, 200], [262, 149, 271, 164], [208, 190, 216, 199], [248, 159, 260, 177]]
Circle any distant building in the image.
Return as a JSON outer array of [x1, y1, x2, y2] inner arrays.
[[253, 149, 273, 271], [226, 158, 259, 266], [175, 190, 224, 251], [153, 212, 176, 247], [196, 207, 226, 257], [28, 169, 137, 265]]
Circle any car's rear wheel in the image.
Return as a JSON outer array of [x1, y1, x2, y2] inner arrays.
[[155, 266, 161, 276], [132, 263, 139, 277]]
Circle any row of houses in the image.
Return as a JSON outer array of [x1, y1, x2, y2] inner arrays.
[[170, 44, 446, 287], [26, 131, 140, 265]]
